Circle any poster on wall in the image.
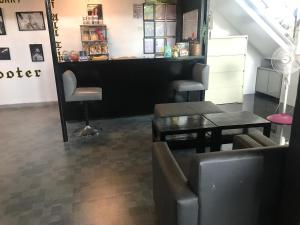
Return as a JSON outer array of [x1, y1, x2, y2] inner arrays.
[[16, 12, 46, 31], [0, 48, 11, 60], [182, 9, 198, 40], [133, 4, 143, 19], [29, 44, 44, 62], [0, 8, 6, 35]]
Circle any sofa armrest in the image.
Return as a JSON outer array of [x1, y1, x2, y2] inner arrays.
[[152, 142, 198, 225], [233, 132, 277, 150], [233, 134, 263, 149], [248, 132, 277, 146]]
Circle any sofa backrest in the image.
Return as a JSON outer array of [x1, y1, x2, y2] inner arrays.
[[188, 146, 287, 225]]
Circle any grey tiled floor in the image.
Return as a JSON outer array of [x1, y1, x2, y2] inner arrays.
[[0, 94, 293, 225], [0, 105, 155, 225]]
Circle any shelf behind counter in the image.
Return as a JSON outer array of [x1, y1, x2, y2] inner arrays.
[[57, 56, 204, 121]]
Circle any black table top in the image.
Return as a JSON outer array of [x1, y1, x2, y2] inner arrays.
[[203, 111, 270, 128], [153, 115, 216, 133]]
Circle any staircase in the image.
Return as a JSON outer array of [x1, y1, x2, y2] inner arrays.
[[212, 0, 299, 106], [237, 0, 298, 48], [213, 0, 299, 56]]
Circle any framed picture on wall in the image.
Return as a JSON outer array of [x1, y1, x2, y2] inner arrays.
[[166, 21, 176, 36], [144, 21, 154, 37], [166, 4, 176, 20], [182, 10, 198, 40], [155, 4, 166, 20], [133, 4, 143, 19], [155, 21, 165, 37], [29, 44, 44, 62], [143, 4, 154, 20], [0, 48, 11, 60], [0, 8, 6, 35], [144, 38, 154, 54], [16, 12, 46, 31]]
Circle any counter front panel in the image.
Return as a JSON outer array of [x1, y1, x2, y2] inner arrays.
[[58, 57, 203, 120]]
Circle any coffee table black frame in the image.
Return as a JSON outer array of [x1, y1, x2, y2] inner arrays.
[[152, 114, 218, 153], [203, 111, 271, 151]]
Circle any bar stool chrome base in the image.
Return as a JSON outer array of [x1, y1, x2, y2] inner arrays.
[[78, 125, 100, 137], [63, 70, 103, 139]]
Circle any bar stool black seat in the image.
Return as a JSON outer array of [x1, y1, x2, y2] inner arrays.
[[62, 70, 102, 136]]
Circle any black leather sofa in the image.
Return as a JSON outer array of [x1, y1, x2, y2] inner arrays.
[[152, 133, 287, 225]]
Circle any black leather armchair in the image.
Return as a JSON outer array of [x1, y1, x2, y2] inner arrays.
[[152, 136, 287, 225]]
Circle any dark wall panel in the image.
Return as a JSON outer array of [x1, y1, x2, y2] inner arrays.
[[280, 75, 300, 225]]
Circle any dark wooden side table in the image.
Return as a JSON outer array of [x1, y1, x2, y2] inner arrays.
[[152, 115, 217, 153], [203, 111, 272, 151]]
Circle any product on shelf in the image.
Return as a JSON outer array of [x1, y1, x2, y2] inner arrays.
[[80, 24, 109, 59], [82, 31, 90, 41], [69, 50, 79, 61]]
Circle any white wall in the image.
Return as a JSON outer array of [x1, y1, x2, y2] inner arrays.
[[210, 12, 239, 37], [0, 0, 144, 106], [55, 0, 144, 58], [0, 1, 57, 105], [243, 44, 263, 95], [210, 11, 263, 95]]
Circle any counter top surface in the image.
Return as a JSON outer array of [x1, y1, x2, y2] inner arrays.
[[58, 56, 204, 64]]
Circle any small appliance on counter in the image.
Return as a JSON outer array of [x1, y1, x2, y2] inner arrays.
[[79, 51, 89, 61], [189, 41, 201, 56], [176, 42, 189, 57]]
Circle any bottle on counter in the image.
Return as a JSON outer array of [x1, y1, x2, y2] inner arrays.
[[69, 50, 80, 62], [164, 44, 172, 58], [172, 45, 179, 58]]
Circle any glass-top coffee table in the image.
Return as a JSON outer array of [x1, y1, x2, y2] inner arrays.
[[152, 114, 217, 153]]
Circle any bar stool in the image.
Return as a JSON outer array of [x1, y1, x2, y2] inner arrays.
[[62, 70, 102, 136], [172, 63, 209, 102]]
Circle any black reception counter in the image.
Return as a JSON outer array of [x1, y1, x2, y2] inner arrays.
[[57, 56, 204, 121]]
